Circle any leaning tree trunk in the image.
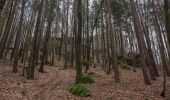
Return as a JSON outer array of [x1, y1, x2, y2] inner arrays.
[[0, 0, 17, 58], [154, 16, 168, 97], [3, 10, 19, 58], [27, 0, 44, 79], [129, 0, 151, 85], [12, 0, 26, 73], [164, 0, 170, 47], [0, 0, 11, 37], [136, 1, 159, 80], [39, 0, 55, 73], [0, 0, 6, 14]]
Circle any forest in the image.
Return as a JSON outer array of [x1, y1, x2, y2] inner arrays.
[[0, 0, 170, 99]]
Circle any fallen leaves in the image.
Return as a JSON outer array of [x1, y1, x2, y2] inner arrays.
[[0, 60, 169, 100]]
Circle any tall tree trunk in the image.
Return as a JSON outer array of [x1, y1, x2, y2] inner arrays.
[[58, 17, 64, 61], [71, 0, 77, 67], [35, 21, 44, 66], [129, 0, 151, 85], [85, 0, 104, 73], [85, 0, 90, 73], [75, 0, 83, 84], [39, 0, 55, 73], [12, 0, 26, 73], [136, 1, 159, 79], [154, 16, 168, 97], [27, 0, 44, 79], [164, 0, 170, 47], [0, 0, 17, 58], [3, 10, 19, 58], [0, 0, 6, 14], [0, 0, 11, 37], [105, 0, 120, 82], [64, 1, 69, 69]]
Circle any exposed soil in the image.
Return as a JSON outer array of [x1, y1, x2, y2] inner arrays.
[[0, 59, 170, 100]]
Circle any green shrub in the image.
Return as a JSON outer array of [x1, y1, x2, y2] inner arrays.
[[69, 84, 91, 97], [121, 64, 131, 70], [80, 75, 95, 84]]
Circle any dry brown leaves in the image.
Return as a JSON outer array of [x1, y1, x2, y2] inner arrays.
[[0, 59, 170, 100]]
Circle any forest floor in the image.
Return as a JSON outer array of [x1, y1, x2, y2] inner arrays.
[[0, 59, 170, 100]]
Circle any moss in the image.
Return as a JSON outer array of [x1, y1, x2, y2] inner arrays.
[[69, 84, 91, 97], [80, 75, 95, 84], [121, 64, 131, 70]]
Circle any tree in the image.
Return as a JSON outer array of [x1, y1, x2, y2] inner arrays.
[[0, 0, 6, 14], [85, 0, 104, 73], [0, 0, 18, 58], [0, 0, 12, 40], [39, 0, 55, 73], [26, 0, 44, 79], [105, 0, 120, 82], [75, 0, 83, 84], [129, 0, 151, 85], [12, 0, 26, 73], [164, 0, 170, 47]]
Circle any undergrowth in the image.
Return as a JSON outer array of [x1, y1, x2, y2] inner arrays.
[[80, 75, 95, 84], [69, 84, 91, 97], [121, 64, 131, 70]]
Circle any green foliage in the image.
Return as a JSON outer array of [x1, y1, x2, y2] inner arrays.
[[121, 64, 131, 70], [80, 75, 95, 84], [69, 84, 91, 97]]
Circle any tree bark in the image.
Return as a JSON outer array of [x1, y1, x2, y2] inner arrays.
[[129, 0, 151, 85], [12, 0, 26, 73], [75, 0, 83, 84]]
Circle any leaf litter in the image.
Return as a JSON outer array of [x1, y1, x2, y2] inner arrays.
[[0, 59, 170, 100]]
